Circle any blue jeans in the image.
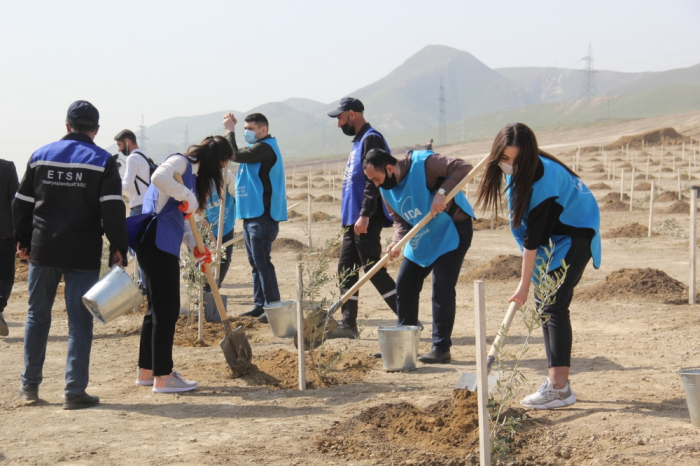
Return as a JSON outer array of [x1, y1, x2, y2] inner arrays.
[[396, 219, 473, 351], [22, 264, 99, 395], [242, 214, 280, 309], [129, 205, 146, 293]]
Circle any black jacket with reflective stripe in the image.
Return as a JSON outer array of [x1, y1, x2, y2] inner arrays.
[[13, 133, 128, 270]]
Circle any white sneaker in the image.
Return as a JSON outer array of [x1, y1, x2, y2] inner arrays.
[[135, 368, 154, 386], [521, 377, 576, 409], [152, 371, 198, 393]]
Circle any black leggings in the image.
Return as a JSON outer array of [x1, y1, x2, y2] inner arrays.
[[540, 237, 592, 368], [135, 219, 181, 376]]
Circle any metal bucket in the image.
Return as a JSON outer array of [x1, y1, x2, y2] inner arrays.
[[264, 300, 298, 338], [378, 326, 421, 371], [679, 367, 700, 427], [82, 265, 145, 325]]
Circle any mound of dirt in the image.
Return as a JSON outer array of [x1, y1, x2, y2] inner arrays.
[[588, 182, 611, 190], [472, 216, 509, 230], [599, 200, 629, 211], [619, 162, 632, 168], [657, 191, 685, 202], [296, 175, 308, 181], [591, 163, 604, 169], [313, 170, 324, 175], [287, 210, 303, 218], [15, 257, 29, 281], [635, 182, 652, 191], [314, 194, 338, 202], [311, 211, 335, 222], [174, 315, 264, 348], [603, 222, 650, 238], [661, 167, 673, 172], [664, 201, 693, 214], [588, 167, 605, 173], [272, 237, 306, 252], [636, 173, 655, 180], [316, 389, 480, 465], [579, 268, 694, 304], [312, 177, 325, 182], [599, 192, 629, 202], [288, 193, 314, 200], [242, 348, 377, 390], [460, 254, 521, 282], [607, 127, 690, 149], [314, 183, 330, 189]]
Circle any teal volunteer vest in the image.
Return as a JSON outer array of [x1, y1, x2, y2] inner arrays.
[[380, 151, 475, 267], [235, 137, 287, 221]]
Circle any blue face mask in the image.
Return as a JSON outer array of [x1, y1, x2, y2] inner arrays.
[[244, 129, 258, 145]]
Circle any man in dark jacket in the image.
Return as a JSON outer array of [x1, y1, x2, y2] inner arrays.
[[0, 159, 19, 337], [13, 101, 127, 409], [327, 98, 398, 341]]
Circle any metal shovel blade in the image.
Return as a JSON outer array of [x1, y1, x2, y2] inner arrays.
[[220, 325, 253, 371], [455, 372, 499, 393]]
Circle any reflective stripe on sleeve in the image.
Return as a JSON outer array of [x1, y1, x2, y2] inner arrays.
[[99, 195, 124, 202], [15, 193, 35, 203]]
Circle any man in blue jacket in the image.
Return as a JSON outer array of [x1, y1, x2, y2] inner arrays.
[[223, 112, 286, 324], [13, 101, 127, 409]]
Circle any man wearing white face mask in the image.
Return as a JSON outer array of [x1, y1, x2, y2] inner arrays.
[[222, 112, 287, 322]]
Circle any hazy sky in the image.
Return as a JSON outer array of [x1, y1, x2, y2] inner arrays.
[[1, 0, 699, 172]]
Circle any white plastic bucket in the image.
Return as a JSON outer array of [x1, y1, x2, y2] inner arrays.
[[378, 326, 421, 371], [82, 265, 145, 325], [264, 300, 297, 338], [679, 367, 700, 428]]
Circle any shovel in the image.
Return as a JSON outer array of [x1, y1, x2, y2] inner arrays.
[[294, 153, 490, 350], [175, 175, 253, 370], [455, 301, 520, 392]]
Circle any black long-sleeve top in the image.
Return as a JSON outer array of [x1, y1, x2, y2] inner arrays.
[[225, 132, 277, 216], [0, 159, 19, 239]]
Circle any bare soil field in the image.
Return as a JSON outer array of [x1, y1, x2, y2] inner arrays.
[[2, 112, 700, 465]]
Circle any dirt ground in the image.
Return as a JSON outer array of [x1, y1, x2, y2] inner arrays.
[[2, 112, 700, 465]]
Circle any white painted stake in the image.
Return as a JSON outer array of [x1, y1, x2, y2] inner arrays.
[[474, 280, 490, 466], [648, 181, 655, 238], [296, 262, 307, 390], [620, 169, 625, 201], [630, 168, 635, 212], [307, 175, 312, 248], [679, 169, 682, 200], [683, 142, 686, 162]]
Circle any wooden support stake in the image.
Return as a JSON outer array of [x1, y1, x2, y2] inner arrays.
[[648, 181, 655, 238], [630, 168, 635, 212], [679, 169, 682, 200], [296, 262, 307, 390], [473, 280, 491, 466], [198, 284, 204, 342], [646, 155, 650, 180], [307, 176, 312, 248], [620, 169, 625, 201]]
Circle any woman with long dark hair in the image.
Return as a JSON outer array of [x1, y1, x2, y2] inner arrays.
[[128, 136, 233, 393], [475, 123, 601, 409]]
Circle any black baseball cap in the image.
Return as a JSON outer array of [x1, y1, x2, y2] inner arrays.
[[327, 97, 364, 118], [66, 100, 99, 126]]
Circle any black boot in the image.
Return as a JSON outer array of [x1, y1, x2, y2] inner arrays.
[[63, 393, 100, 410], [417, 348, 451, 364], [239, 307, 264, 318], [18, 384, 39, 401], [328, 322, 359, 339]]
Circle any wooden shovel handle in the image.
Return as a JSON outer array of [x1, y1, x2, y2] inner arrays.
[[174, 174, 233, 334], [485, 301, 519, 372], [333, 153, 490, 310]]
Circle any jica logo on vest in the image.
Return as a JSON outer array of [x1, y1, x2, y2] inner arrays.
[[400, 196, 423, 221]]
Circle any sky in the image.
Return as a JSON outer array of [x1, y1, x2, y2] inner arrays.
[[1, 0, 699, 174]]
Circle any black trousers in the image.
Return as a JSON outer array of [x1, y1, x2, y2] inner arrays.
[[135, 219, 181, 376], [0, 237, 15, 313], [338, 215, 397, 327], [396, 219, 473, 350], [540, 236, 592, 368]]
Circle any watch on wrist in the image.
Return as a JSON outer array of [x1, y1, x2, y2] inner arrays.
[[437, 188, 446, 196]]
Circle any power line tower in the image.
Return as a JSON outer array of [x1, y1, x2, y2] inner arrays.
[[438, 77, 447, 145], [184, 125, 189, 150], [580, 43, 598, 99], [138, 115, 149, 152]]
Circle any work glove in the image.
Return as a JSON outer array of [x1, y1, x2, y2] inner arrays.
[[178, 201, 197, 219], [193, 246, 212, 272]]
